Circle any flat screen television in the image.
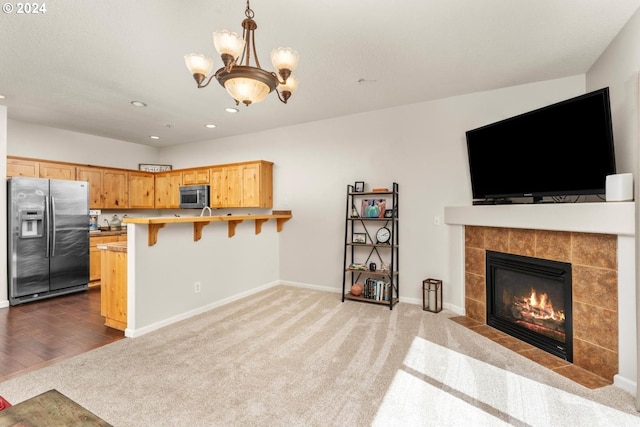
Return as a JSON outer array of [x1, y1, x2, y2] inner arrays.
[[465, 88, 616, 203]]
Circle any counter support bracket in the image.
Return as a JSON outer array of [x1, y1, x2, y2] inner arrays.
[[228, 220, 244, 238], [148, 223, 166, 246], [194, 222, 211, 242]]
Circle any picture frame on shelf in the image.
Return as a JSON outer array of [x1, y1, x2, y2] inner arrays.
[[354, 181, 365, 192], [139, 163, 172, 172], [353, 233, 366, 244], [384, 209, 395, 218], [361, 199, 386, 218]]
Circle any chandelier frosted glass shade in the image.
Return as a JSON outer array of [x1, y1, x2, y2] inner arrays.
[[213, 30, 245, 59], [184, 53, 214, 77], [270, 47, 299, 72], [217, 66, 277, 105], [278, 74, 299, 93]]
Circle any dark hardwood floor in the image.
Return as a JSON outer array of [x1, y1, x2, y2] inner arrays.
[[0, 287, 124, 382]]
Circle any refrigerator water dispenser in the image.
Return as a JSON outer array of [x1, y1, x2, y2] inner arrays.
[[19, 209, 44, 238]]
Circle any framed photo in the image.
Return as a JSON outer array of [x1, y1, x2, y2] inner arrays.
[[139, 163, 172, 172], [354, 181, 365, 192], [353, 233, 366, 244], [361, 199, 386, 218], [384, 209, 395, 218]]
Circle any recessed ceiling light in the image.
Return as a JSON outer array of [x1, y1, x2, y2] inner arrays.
[[205, 124, 216, 129], [131, 101, 147, 107], [0, 95, 6, 99], [149, 135, 160, 140], [225, 107, 239, 113]]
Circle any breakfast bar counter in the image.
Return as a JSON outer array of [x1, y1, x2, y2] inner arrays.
[[123, 211, 292, 246]]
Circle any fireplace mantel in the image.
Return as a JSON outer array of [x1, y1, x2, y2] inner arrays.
[[444, 202, 634, 236]]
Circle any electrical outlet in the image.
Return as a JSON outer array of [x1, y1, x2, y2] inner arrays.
[[194, 281, 201, 294]]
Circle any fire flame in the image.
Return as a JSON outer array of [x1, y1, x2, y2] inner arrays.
[[524, 289, 565, 321]]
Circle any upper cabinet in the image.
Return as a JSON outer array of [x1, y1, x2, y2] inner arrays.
[[7, 158, 75, 179], [210, 161, 273, 208], [77, 166, 128, 209], [182, 168, 210, 186], [103, 168, 128, 208], [77, 166, 104, 208], [7, 158, 39, 177], [241, 161, 273, 208], [128, 171, 155, 209], [155, 170, 183, 209], [7, 157, 274, 210], [39, 161, 76, 180]]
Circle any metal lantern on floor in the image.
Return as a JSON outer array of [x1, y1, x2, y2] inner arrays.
[[422, 278, 443, 313]]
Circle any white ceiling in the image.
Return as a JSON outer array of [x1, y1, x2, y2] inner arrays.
[[1, 0, 640, 148]]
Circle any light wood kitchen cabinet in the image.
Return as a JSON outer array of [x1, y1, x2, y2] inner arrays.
[[8, 156, 274, 210], [241, 161, 273, 208], [77, 166, 104, 208], [39, 161, 76, 180], [210, 161, 273, 208], [182, 168, 210, 185], [155, 170, 183, 208], [128, 171, 155, 209], [99, 243, 127, 331], [209, 165, 241, 207], [7, 157, 76, 179], [77, 166, 128, 208], [103, 168, 128, 208], [89, 235, 119, 285], [7, 158, 39, 177]]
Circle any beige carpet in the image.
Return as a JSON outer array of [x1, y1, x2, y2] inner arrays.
[[0, 285, 638, 426]]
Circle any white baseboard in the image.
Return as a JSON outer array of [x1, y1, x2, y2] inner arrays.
[[614, 374, 637, 397], [125, 281, 280, 338]]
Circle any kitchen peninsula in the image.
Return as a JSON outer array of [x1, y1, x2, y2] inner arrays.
[[100, 211, 293, 334]]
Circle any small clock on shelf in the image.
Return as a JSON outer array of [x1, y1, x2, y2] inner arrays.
[[376, 226, 391, 244]]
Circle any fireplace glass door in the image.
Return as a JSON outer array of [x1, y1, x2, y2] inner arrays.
[[486, 251, 573, 361]]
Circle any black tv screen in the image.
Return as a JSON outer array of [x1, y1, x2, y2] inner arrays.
[[465, 88, 616, 202]]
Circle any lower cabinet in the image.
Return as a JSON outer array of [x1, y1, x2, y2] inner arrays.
[[99, 245, 127, 331], [89, 234, 126, 286]]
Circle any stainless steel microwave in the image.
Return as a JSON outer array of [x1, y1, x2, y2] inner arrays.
[[179, 185, 210, 209]]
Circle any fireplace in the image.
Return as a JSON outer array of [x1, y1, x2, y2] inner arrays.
[[486, 250, 573, 362]]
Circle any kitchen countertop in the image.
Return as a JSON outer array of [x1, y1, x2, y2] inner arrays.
[[90, 230, 127, 237], [96, 241, 127, 253]]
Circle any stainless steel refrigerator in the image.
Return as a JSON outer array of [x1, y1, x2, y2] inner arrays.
[[8, 177, 90, 305]]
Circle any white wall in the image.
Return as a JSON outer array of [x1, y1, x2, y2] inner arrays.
[[587, 6, 640, 400], [7, 119, 160, 169], [160, 76, 586, 309]]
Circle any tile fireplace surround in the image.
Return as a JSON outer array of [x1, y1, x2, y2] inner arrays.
[[445, 202, 636, 391], [465, 225, 616, 381]]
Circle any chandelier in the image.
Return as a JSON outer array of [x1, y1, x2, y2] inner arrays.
[[184, 0, 299, 106]]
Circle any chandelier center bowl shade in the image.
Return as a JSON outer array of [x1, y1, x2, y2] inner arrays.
[[184, 0, 299, 106]]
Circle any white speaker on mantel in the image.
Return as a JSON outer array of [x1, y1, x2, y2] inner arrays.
[[605, 173, 633, 202]]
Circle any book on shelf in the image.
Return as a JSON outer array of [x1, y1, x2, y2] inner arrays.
[[364, 279, 390, 301]]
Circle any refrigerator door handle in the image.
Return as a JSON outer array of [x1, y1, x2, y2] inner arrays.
[[45, 196, 51, 258], [50, 196, 56, 257]]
